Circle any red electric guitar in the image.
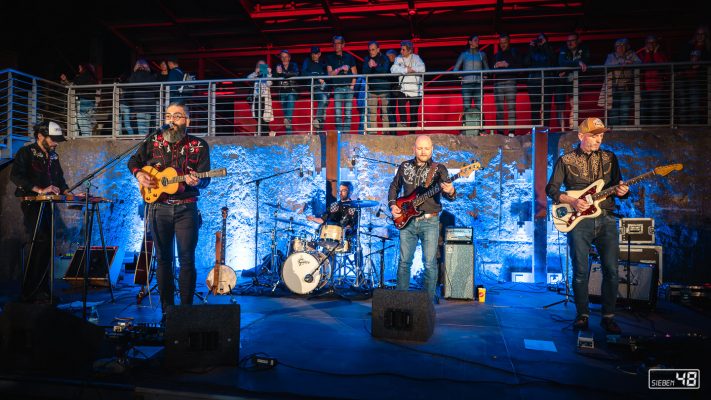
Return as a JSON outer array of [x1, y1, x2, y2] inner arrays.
[[392, 162, 481, 229]]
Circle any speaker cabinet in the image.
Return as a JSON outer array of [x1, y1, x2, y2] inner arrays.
[[164, 304, 240, 369], [588, 262, 659, 306], [64, 246, 124, 287], [0, 303, 104, 373], [371, 289, 435, 342], [443, 243, 475, 299]]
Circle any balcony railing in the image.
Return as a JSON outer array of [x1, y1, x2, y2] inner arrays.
[[1, 62, 709, 151]]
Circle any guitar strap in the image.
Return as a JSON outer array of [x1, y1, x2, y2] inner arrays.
[[424, 162, 439, 188]]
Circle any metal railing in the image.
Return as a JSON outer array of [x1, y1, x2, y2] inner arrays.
[[2, 62, 709, 151], [1, 69, 68, 158]]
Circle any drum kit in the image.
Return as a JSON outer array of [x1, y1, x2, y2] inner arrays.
[[251, 199, 396, 297]]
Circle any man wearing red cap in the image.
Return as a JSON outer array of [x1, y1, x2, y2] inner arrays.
[[546, 118, 629, 333], [11, 121, 70, 303]]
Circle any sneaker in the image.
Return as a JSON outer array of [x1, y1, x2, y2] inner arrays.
[[573, 315, 589, 331], [600, 317, 622, 334]]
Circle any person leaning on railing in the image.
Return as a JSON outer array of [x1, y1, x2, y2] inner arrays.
[[301, 46, 329, 131], [247, 60, 274, 135], [275, 50, 300, 134], [523, 33, 557, 127], [556, 33, 589, 131], [60, 63, 98, 136], [391, 40, 425, 135], [453, 34, 489, 136], [362, 40, 392, 134], [638, 35, 669, 125], [127, 59, 158, 136], [603, 38, 641, 126], [492, 33, 521, 136]]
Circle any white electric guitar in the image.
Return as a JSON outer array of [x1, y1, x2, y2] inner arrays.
[[551, 164, 683, 233]]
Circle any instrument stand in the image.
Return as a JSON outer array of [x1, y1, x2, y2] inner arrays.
[[243, 168, 302, 284], [543, 237, 573, 310], [623, 232, 634, 311], [307, 245, 350, 301]]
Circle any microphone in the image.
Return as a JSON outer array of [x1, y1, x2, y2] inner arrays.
[[299, 167, 304, 177], [376, 208, 382, 218], [156, 123, 174, 133]]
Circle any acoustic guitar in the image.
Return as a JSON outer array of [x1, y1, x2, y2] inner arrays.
[[139, 166, 227, 203], [551, 163, 683, 233], [206, 206, 237, 295]]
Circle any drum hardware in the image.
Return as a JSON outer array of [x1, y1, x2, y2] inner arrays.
[[265, 202, 294, 213]]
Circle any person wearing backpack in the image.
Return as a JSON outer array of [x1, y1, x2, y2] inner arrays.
[[166, 56, 187, 104]]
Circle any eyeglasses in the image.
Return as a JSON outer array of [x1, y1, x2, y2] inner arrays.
[[165, 113, 186, 121]]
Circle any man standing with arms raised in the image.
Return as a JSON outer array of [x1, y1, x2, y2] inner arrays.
[[389, 136, 456, 301]]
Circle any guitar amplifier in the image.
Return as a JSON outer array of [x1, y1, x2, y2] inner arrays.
[[64, 246, 124, 287], [445, 227, 473, 244], [588, 262, 658, 306], [443, 243, 475, 299], [619, 218, 655, 244], [619, 245, 663, 283]]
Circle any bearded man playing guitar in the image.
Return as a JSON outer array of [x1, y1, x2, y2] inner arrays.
[[128, 102, 211, 315], [546, 118, 629, 334], [388, 135, 456, 301]]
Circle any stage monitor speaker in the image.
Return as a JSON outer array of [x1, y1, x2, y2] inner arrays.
[[164, 304, 240, 369], [443, 243, 475, 299], [64, 246, 124, 287], [371, 289, 435, 342], [588, 262, 658, 306], [0, 303, 104, 373]]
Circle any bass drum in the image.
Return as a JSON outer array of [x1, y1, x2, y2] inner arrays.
[[281, 251, 331, 294]]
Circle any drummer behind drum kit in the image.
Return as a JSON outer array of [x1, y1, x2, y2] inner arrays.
[[247, 199, 390, 297]]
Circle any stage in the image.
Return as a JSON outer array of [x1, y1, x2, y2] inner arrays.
[[1, 277, 709, 400]]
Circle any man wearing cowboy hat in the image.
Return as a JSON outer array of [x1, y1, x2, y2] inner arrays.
[[11, 120, 70, 303], [546, 118, 629, 333]]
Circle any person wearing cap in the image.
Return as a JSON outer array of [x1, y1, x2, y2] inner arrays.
[[302, 46, 329, 131], [362, 41, 392, 133], [275, 50, 300, 134], [10, 121, 70, 303], [545, 118, 629, 334], [603, 38, 641, 126]]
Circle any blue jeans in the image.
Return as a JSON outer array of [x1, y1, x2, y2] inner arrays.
[[150, 202, 200, 310], [312, 90, 328, 123], [494, 80, 517, 133], [279, 92, 297, 134], [609, 89, 633, 126], [77, 99, 94, 136], [135, 112, 151, 136], [461, 81, 482, 113], [120, 103, 135, 135], [396, 216, 440, 299], [568, 214, 619, 318], [333, 86, 354, 133]]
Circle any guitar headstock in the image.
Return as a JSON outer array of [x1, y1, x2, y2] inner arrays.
[[654, 164, 683, 177], [212, 168, 228, 177], [221, 206, 229, 219], [458, 162, 482, 178]]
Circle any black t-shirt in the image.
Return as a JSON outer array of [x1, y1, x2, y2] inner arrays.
[[324, 52, 357, 86]]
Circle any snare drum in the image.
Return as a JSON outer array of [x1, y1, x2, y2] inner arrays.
[[281, 251, 331, 294]]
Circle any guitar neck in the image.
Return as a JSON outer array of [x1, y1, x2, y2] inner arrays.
[[592, 170, 655, 201], [168, 169, 221, 185], [413, 173, 460, 208], [220, 218, 227, 265]]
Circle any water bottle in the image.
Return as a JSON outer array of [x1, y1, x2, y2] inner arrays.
[[88, 306, 100, 325]]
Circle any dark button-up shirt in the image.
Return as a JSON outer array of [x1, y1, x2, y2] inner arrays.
[[388, 159, 456, 214], [274, 61, 300, 93], [127, 133, 211, 201], [362, 53, 392, 92], [321, 201, 359, 235], [11, 143, 69, 197], [546, 147, 626, 211]]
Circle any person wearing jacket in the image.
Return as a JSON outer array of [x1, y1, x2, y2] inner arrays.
[[391, 40, 426, 135]]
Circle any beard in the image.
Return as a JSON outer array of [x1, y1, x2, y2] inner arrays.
[[164, 124, 187, 143]]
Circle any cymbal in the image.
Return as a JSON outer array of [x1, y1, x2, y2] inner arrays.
[[343, 199, 379, 208], [275, 217, 311, 228], [265, 202, 293, 212]]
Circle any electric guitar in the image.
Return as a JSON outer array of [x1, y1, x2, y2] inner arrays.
[[551, 163, 683, 233], [205, 206, 237, 295], [139, 166, 227, 203], [392, 162, 481, 229]]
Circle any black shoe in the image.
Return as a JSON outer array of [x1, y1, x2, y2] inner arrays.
[[573, 315, 589, 331], [600, 317, 622, 334]]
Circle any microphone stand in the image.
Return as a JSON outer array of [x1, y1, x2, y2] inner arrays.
[[243, 167, 302, 275], [67, 128, 163, 322], [352, 155, 400, 167]]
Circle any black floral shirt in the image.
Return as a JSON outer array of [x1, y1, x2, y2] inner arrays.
[[11, 143, 68, 197], [546, 146, 626, 211], [127, 133, 211, 200], [388, 158, 455, 214]]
